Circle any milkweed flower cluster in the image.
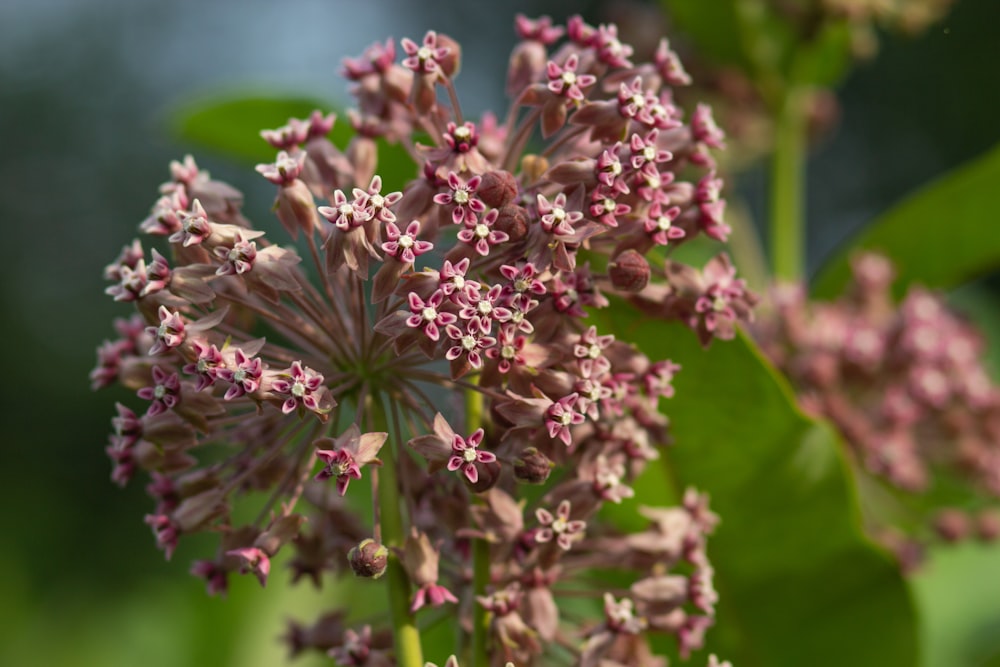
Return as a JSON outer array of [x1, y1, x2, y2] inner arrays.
[[755, 254, 1000, 569], [93, 14, 751, 665]]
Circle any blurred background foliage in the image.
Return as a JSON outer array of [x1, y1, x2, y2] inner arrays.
[[2, 0, 999, 665]]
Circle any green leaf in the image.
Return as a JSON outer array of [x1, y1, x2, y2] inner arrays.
[[911, 542, 1000, 667], [662, 0, 747, 68], [601, 314, 919, 666], [171, 93, 335, 163], [171, 92, 419, 192], [812, 142, 1000, 299]]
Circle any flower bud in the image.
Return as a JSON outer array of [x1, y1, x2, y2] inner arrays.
[[434, 33, 462, 78], [494, 205, 529, 242], [521, 154, 550, 184], [975, 509, 1000, 542], [933, 508, 970, 543], [609, 249, 651, 292], [465, 459, 502, 494], [513, 447, 554, 484], [348, 538, 389, 578], [477, 170, 518, 208]]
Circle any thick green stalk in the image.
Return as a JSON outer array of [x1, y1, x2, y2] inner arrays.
[[770, 86, 808, 282], [466, 383, 490, 667], [372, 395, 423, 667]]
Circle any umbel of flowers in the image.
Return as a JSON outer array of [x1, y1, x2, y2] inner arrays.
[[755, 253, 1000, 570], [94, 14, 754, 667]]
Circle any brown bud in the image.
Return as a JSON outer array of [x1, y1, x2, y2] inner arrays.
[[466, 459, 502, 494], [494, 205, 529, 242], [477, 170, 518, 208], [933, 508, 970, 543], [513, 447, 554, 484], [609, 249, 651, 292], [348, 538, 389, 579]]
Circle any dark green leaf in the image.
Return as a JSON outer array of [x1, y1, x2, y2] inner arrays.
[[812, 143, 1000, 299], [601, 313, 919, 667], [170, 92, 419, 192], [663, 0, 747, 68], [171, 93, 335, 163]]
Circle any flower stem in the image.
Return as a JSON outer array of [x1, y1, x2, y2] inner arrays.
[[770, 86, 808, 282], [465, 380, 490, 667], [371, 394, 423, 667]]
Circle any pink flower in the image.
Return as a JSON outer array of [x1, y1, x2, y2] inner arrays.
[[271, 361, 330, 415], [382, 220, 433, 264], [456, 208, 509, 257], [445, 428, 497, 484], [535, 499, 586, 550]]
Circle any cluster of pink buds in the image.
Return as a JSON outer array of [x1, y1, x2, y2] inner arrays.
[[93, 14, 751, 665], [755, 253, 1000, 569]]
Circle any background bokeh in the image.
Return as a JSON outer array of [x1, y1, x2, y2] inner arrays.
[[2, 0, 998, 665]]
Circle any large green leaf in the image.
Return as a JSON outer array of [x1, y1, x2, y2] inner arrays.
[[602, 313, 918, 666], [171, 93, 335, 163], [912, 542, 1000, 667], [170, 93, 419, 191], [812, 142, 1000, 299]]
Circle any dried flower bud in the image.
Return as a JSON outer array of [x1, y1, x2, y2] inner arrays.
[[477, 170, 518, 208], [609, 249, 650, 292], [513, 447, 554, 484], [348, 538, 389, 579]]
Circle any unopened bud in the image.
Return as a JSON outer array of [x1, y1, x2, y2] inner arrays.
[[494, 205, 529, 242], [478, 170, 518, 208], [933, 508, 970, 543], [521, 154, 550, 184], [975, 509, 1000, 542], [466, 459, 502, 494], [609, 250, 651, 292], [434, 33, 462, 78], [348, 538, 389, 579], [513, 447, 554, 484]]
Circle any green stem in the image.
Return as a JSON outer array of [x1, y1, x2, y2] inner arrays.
[[465, 380, 490, 667], [770, 86, 808, 282], [372, 394, 423, 667]]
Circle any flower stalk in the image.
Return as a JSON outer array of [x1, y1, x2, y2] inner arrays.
[[769, 85, 808, 282]]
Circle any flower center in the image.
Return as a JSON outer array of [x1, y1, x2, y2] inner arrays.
[[643, 146, 656, 161], [502, 345, 516, 360], [462, 448, 478, 463], [398, 235, 414, 249], [552, 516, 568, 533], [421, 306, 437, 322], [657, 216, 672, 231], [453, 189, 469, 204], [154, 385, 166, 399], [292, 381, 306, 397], [712, 296, 727, 312], [461, 335, 477, 351], [588, 344, 602, 359], [417, 46, 433, 61], [561, 71, 577, 86], [234, 369, 247, 383], [474, 223, 489, 238], [339, 203, 353, 216]]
